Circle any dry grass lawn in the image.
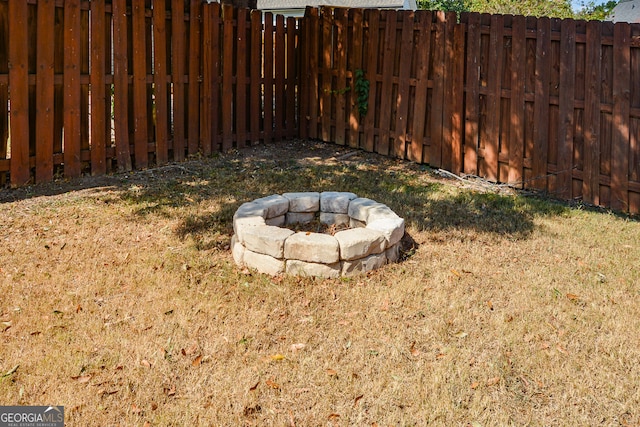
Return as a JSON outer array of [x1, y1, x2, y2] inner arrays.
[[1, 141, 639, 426]]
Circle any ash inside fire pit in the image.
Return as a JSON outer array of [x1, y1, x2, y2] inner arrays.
[[231, 192, 405, 278]]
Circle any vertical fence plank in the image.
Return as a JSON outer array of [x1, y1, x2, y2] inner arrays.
[[200, 1, 212, 155], [429, 11, 446, 167], [305, 7, 319, 140], [274, 14, 286, 140], [264, 13, 274, 143], [132, 0, 148, 169], [531, 17, 551, 190], [112, 0, 131, 171], [363, 9, 379, 153], [611, 22, 631, 211], [320, 7, 332, 142], [449, 17, 465, 174], [286, 16, 297, 138], [90, 0, 106, 176], [188, 0, 202, 155], [236, 8, 248, 148], [482, 14, 503, 181], [409, 10, 431, 163], [172, 0, 186, 160], [556, 18, 576, 199], [8, 0, 30, 185], [250, 9, 262, 144], [348, 8, 363, 149], [81, 7, 90, 159], [0, 1, 8, 182], [222, 4, 234, 150], [377, 10, 396, 156], [507, 15, 526, 186], [463, 12, 480, 175], [393, 11, 413, 159], [63, 0, 82, 178], [153, 0, 169, 164], [298, 8, 309, 139], [334, 8, 348, 146], [36, 0, 55, 183], [583, 20, 602, 205]]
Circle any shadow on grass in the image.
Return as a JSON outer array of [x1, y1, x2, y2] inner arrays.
[[113, 147, 570, 248]]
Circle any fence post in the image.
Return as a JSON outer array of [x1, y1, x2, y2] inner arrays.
[[36, 0, 56, 183]]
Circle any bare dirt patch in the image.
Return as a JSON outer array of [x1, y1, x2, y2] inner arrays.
[[1, 140, 639, 426]]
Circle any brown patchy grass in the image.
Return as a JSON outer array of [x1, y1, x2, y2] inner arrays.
[[1, 140, 639, 426]]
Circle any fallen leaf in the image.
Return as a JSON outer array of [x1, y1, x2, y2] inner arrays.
[[470, 381, 480, 389], [486, 377, 500, 386], [270, 354, 285, 361], [164, 385, 176, 396], [192, 354, 203, 367], [410, 341, 421, 357], [183, 343, 199, 356], [243, 405, 262, 416], [566, 293, 579, 301], [380, 299, 390, 311], [151, 402, 158, 411], [1, 321, 12, 332], [131, 404, 142, 414], [328, 413, 340, 420], [354, 394, 364, 407], [290, 343, 306, 352], [556, 344, 569, 354], [76, 304, 82, 313], [487, 300, 494, 310], [72, 375, 92, 383], [249, 381, 260, 391], [140, 359, 152, 368], [266, 378, 280, 389], [453, 331, 468, 339], [326, 369, 337, 376]]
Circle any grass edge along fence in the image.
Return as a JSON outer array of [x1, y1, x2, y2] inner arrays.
[[0, 1, 639, 215]]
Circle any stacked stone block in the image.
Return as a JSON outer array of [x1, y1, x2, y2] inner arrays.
[[231, 192, 404, 278]]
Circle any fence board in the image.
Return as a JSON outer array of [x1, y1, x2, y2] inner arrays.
[[334, 8, 348, 146], [222, 4, 234, 150], [377, 10, 396, 156], [8, 0, 29, 185], [188, 0, 202, 155], [393, 11, 413, 159], [275, 15, 286, 140], [236, 8, 248, 148], [36, 0, 55, 183], [90, 0, 106, 175], [583, 20, 602, 205], [449, 19, 464, 174], [531, 17, 551, 190], [348, 8, 363, 149], [482, 14, 503, 181], [363, 8, 380, 153], [408, 11, 431, 163], [611, 23, 631, 211], [286, 16, 297, 138], [132, 0, 148, 169], [172, 0, 186, 159], [264, 13, 274, 143], [153, 0, 168, 165], [63, 0, 82, 178], [112, 0, 131, 171], [428, 11, 446, 167], [305, 7, 319, 139], [508, 15, 525, 186], [250, 10, 262, 144]]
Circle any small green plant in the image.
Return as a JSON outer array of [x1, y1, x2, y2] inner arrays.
[[354, 69, 370, 117], [324, 69, 370, 118]]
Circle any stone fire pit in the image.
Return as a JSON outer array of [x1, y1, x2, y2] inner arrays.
[[231, 192, 405, 278]]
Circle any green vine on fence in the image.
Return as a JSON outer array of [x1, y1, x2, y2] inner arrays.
[[324, 69, 370, 118], [354, 69, 369, 118]]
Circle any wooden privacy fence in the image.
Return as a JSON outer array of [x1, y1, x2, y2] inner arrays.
[[1, 2, 639, 214], [0, 0, 298, 186], [300, 7, 640, 214]]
